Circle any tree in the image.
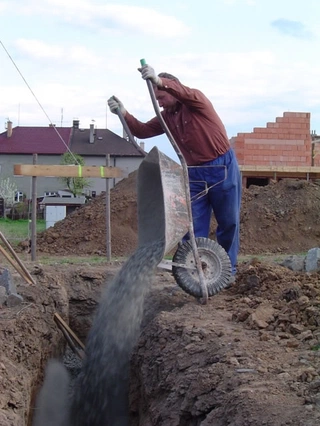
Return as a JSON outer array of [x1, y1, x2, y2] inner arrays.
[[59, 153, 92, 197], [0, 177, 17, 218]]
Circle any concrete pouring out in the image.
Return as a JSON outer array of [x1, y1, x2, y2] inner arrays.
[[33, 240, 165, 426]]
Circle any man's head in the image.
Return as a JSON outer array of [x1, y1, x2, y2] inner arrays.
[[154, 72, 180, 113], [158, 72, 180, 82]]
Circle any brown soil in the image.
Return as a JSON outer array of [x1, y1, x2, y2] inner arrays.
[[1, 173, 320, 425], [30, 173, 320, 257]]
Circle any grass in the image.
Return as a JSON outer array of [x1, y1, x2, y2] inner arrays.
[[311, 344, 320, 351], [35, 255, 120, 265], [0, 218, 46, 243], [0, 218, 306, 267], [0, 217, 128, 266]]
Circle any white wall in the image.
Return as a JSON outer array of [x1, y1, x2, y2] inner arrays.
[[0, 154, 143, 199]]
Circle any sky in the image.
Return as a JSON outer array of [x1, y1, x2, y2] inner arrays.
[[1, 0, 320, 162]]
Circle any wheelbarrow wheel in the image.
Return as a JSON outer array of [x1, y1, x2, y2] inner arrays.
[[172, 237, 232, 298]]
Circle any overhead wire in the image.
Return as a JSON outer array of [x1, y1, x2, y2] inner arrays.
[[0, 40, 79, 164]]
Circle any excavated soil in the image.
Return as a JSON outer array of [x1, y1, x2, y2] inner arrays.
[[1, 173, 320, 425], [30, 173, 320, 257]]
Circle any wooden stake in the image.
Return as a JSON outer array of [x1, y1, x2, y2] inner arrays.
[[54, 313, 86, 360], [0, 244, 34, 285], [0, 232, 36, 285]]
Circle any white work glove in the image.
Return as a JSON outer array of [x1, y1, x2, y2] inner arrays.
[[138, 64, 161, 86], [107, 96, 126, 115]]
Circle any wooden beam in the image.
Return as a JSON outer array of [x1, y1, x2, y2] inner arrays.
[[239, 165, 320, 179], [14, 164, 123, 178], [240, 165, 320, 173]]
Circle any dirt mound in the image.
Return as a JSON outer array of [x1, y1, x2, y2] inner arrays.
[[239, 179, 320, 254], [35, 171, 139, 257], [131, 259, 320, 426], [33, 173, 320, 257]]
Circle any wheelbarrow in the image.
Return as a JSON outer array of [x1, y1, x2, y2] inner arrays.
[[137, 146, 231, 301], [114, 59, 232, 304]]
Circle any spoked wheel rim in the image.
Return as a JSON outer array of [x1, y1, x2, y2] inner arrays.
[[172, 237, 232, 298]]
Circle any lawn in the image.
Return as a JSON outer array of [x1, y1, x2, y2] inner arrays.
[[0, 218, 46, 244]]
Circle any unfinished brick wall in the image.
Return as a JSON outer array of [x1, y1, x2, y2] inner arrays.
[[231, 112, 312, 166], [313, 137, 320, 167]]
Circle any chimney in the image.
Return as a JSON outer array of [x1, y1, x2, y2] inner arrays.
[[73, 119, 80, 129], [89, 123, 95, 144], [140, 141, 145, 151], [6, 120, 12, 138]]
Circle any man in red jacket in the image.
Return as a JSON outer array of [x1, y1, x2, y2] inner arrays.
[[108, 64, 242, 281]]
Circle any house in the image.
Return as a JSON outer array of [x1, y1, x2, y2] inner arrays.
[[0, 119, 146, 198]]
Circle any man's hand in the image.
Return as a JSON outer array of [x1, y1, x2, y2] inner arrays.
[[138, 64, 161, 86], [107, 96, 126, 115]]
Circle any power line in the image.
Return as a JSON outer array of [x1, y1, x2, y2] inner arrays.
[[0, 40, 79, 164]]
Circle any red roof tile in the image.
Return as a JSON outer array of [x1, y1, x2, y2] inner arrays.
[[0, 125, 145, 158], [0, 126, 72, 154]]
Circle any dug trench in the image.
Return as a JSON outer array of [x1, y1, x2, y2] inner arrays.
[[1, 174, 320, 425], [0, 255, 319, 426]]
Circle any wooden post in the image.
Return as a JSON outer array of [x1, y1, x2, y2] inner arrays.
[[105, 155, 111, 261], [31, 154, 37, 261], [13, 163, 123, 262]]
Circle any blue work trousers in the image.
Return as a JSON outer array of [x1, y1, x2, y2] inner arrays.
[[184, 149, 242, 275]]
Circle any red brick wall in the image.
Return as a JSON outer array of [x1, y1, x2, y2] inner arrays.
[[231, 112, 312, 166], [313, 139, 320, 167]]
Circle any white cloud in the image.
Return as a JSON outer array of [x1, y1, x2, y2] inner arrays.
[[15, 39, 62, 59], [13, 38, 110, 70], [13, 0, 190, 38], [0, 1, 9, 13], [1, 0, 320, 154], [223, 0, 256, 5]]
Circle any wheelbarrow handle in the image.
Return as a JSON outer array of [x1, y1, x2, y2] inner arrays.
[[139, 58, 209, 304], [139, 59, 184, 163], [113, 97, 142, 151]]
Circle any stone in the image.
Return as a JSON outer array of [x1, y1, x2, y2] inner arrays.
[[6, 293, 23, 307], [305, 247, 320, 273], [0, 269, 16, 295], [0, 286, 7, 306], [280, 255, 306, 272], [250, 303, 275, 328], [289, 323, 304, 334]]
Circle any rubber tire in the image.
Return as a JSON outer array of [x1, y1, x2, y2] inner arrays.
[[172, 237, 232, 298]]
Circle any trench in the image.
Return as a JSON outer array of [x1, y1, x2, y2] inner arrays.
[[27, 261, 191, 426], [28, 146, 207, 424], [22, 257, 320, 426]]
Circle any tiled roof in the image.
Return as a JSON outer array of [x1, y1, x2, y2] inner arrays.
[[0, 125, 145, 158], [0, 126, 72, 154], [70, 128, 145, 157]]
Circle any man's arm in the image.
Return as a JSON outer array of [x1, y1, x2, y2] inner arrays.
[[125, 112, 164, 139], [159, 78, 211, 112], [108, 95, 164, 139], [138, 63, 212, 112]]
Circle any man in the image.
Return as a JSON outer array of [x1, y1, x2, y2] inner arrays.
[[108, 64, 241, 279]]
